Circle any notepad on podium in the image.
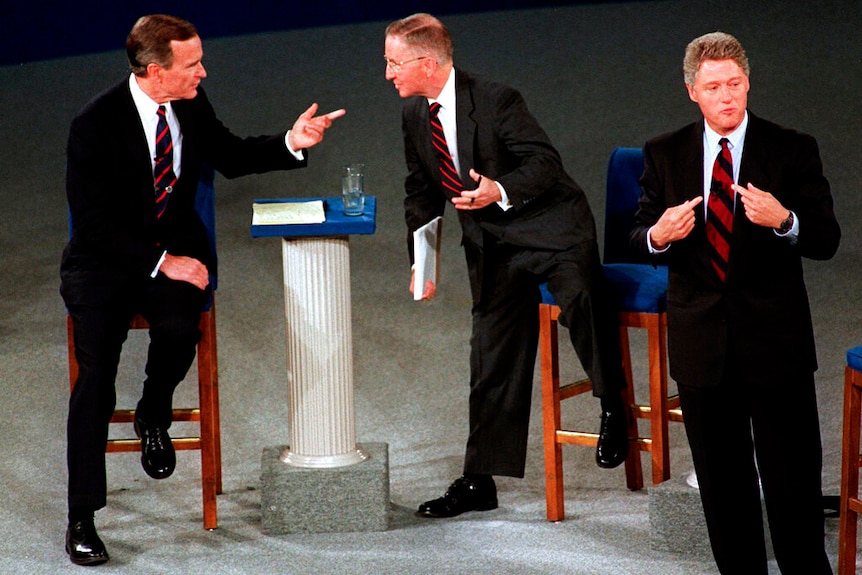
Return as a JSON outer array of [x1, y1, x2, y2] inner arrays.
[[250, 196, 376, 238]]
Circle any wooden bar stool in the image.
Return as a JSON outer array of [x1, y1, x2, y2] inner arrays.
[[838, 346, 862, 574], [67, 306, 222, 529], [540, 148, 683, 522], [540, 285, 644, 522]]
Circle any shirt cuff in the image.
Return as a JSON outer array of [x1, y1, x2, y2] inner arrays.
[[646, 226, 670, 254], [150, 250, 167, 278], [285, 131, 305, 161], [496, 182, 513, 211], [775, 210, 799, 245]]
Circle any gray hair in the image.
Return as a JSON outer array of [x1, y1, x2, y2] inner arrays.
[[385, 13, 453, 64], [683, 32, 749, 85], [126, 14, 198, 76]]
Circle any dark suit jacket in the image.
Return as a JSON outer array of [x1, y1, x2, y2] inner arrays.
[[400, 68, 597, 302], [630, 112, 840, 388], [61, 77, 304, 304]]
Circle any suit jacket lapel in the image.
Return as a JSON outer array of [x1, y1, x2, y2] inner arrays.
[[116, 80, 156, 191], [173, 98, 197, 184], [454, 69, 476, 186], [729, 112, 770, 263], [684, 120, 706, 226], [737, 112, 771, 199], [413, 97, 435, 180]]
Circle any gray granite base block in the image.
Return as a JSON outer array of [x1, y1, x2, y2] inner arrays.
[[260, 442, 390, 534], [649, 474, 772, 559]]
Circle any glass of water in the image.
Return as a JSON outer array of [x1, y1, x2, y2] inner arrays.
[[342, 163, 365, 216]]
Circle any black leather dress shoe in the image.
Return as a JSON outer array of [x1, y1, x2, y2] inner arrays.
[[66, 518, 109, 566], [596, 409, 629, 469], [417, 475, 498, 518], [134, 415, 176, 479]]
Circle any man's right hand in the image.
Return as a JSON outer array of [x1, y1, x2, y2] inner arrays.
[[649, 196, 704, 250], [159, 254, 209, 290], [409, 269, 437, 300]]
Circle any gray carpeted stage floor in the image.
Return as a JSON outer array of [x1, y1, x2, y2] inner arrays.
[[2, 1, 861, 573]]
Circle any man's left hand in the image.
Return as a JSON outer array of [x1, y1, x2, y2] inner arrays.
[[733, 182, 789, 229], [288, 103, 346, 150], [452, 169, 501, 210]]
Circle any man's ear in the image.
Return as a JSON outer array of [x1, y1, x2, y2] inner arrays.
[[685, 83, 698, 104]]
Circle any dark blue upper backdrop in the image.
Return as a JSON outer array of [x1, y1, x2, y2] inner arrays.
[[3, 0, 597, 65]]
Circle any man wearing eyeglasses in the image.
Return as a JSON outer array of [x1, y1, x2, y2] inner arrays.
[[384, 13, 630, 518]]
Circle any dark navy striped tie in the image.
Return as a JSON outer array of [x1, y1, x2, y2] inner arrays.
[[429, 102, 462, 196], [706, 138, 734, 282], [153, 105, 177, 218]]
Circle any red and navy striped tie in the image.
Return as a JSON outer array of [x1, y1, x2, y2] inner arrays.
[[706, 138, 734, 282], [429, 102, 462, 196], [153, 105, 177, 218]]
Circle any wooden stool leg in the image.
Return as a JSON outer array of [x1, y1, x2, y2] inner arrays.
[[839, 366, 862, 574], [205, 307, 223, 495], [647, 314, 670, 485], [197, 310, 219, 530], [619, 326, 644, 491], [540, 304, 565, 522]]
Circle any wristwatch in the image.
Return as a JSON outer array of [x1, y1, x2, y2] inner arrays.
[[777, 211, 794, 234]]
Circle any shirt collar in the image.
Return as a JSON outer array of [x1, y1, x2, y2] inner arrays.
[[704, 110, 748, 152], [427, 68, 456, 112], [128, 73, 171, 121]]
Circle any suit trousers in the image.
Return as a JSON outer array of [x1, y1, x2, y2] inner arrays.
[[678, 368, 832, 575], [463, 238, 625, 478], [64, 274, 206, 513]]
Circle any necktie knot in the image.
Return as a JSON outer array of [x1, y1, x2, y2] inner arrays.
[[429, 101, 441, 118]]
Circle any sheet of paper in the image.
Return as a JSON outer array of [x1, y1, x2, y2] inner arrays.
[[412, 216, 442, 301], [252, 200, 326, 225]]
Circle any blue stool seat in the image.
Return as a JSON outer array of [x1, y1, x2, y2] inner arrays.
[[539, 282, 556, 305], [848, 347, 862, 372], [538, 264, 667, 314], [603, 263, 667, 314]]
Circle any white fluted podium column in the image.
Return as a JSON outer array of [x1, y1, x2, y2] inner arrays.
[[254, 197, 388, 534], [280, 235, 366, 468]]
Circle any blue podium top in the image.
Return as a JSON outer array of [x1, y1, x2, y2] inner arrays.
[[251, 196, 376, 238]]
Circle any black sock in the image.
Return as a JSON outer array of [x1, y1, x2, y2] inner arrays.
[[600, 393, 625, 413], [464, 473, 494, 487], [68, 507, 94, 524]]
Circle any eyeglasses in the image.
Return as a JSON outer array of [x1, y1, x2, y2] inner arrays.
[[384, 55, 430, 73]]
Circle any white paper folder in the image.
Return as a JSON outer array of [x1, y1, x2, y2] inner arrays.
[[412, 216, 443, 301]]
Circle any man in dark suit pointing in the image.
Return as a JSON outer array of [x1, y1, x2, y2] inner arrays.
[[384, 13, 630, 518], [61, 14, 343, 566], [631, 32, 838, 574]]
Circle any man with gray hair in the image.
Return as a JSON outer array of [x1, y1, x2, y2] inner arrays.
[[631, 31, 838, 574], [385, 13, 630, 519]]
